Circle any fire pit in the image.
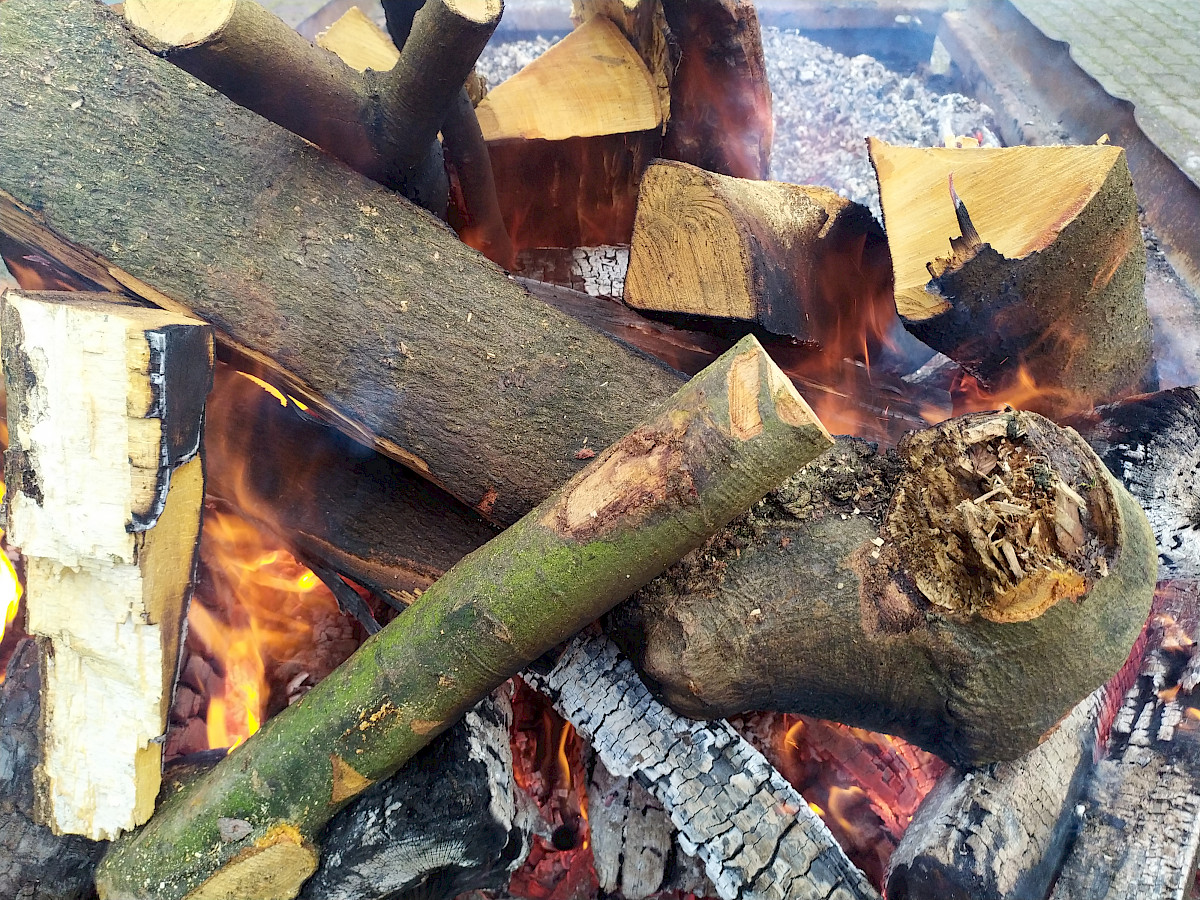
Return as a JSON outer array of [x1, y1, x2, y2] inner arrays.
[[1, 2, 1198, 900]]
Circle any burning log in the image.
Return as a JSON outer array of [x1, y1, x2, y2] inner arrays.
[[623, 160, 894, 344], [0, 638, 107, 900], [477, 15, 663, 250], [124, 0, 501, 214], [0, 0, 685, 528], [660, 0, 774, 180], [609, 410, 1158, 767], [298, 690, 531, 900], [525, 631, 880, 900], [868, 139, 1153, 414], [1, 290, 213, 840], [886, 688, 1108, 900], [571, 0, 671, 116], [1049, 581, 1200, 900], [94, 337, 833, 900], [1068, 386, 1200, 580]]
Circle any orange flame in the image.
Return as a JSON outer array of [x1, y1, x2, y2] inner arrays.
[[0, 483, 22, 649]]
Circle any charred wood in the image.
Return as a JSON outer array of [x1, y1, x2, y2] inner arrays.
[[298, 690, 531, 900], [1050, 581, 1200, 900], [524, 631, 880, 900], [0, 639, 106, 900], [1068, 386, 1200, 580]]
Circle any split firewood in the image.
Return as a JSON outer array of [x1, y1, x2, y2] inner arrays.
[[1050, 581, 1200, 900], [660, 0, 774, 180], [868, 139, 1153, 413], [609, 410, 1158, 767], [2, 290, 213, 840], [94, 336, 833, 900], [476, 14, 664, 250], [1068, 386, 1200, 580], [315, 6, 399, 72], [298, 690, 531, 900], [0, 0, 685, 528], [124, 0, 502, 213], [525, 631, 880, 900], [571, 0, 671, 118], [624, 160, 894, 344], [0, 638, 108, 900]]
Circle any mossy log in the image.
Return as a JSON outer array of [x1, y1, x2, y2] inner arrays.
[[608, 410, 1158, 767], [868, 139, 1152, 414], [0, 0, 683, 528], [94, 336, 833, 900], [624, 160, 893, 344]]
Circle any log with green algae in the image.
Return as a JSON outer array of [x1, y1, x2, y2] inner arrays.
[[94, 336, 833, 900]]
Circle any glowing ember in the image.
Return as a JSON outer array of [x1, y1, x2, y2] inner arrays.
[[0, 482, 21, 648]]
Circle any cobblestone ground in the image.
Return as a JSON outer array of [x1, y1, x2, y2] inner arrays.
[[1009, 0, 1200, 184]]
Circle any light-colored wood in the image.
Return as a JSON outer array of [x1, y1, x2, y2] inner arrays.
[[571, 0, 670, 120], [316, 7, 399, 73], [625, 160, 891, 342], [2, 291, 212, 841], [476, 16, 661, 142], [124, 0, 235, 45], [868, 139, 1152, 410]]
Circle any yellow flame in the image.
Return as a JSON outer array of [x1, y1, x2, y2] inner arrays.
[[0, 482, 23, 646], [238, 372, 288, 407]]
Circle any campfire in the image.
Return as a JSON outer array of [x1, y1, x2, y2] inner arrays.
[[1, 2, 1198, 900]]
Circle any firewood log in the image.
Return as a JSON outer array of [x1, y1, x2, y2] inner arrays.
[[298, 690, 530, 900], [0, 0, 685, 528], [608, 410, 1158, 768], [124, 0, 502, 213], [1, 290, 213, 840], [623, 160, 894, 344], [315, 6, 399, 72], [0, 638, 107, 900], [571, 0, 671, 118], [525, 631, 880, 900], [476, 15, 664, 250], [868, 139, 1153, 413], [660, 0, 774, 180], [94, 336, 833, 900], [1049, 581, 1200, 900]]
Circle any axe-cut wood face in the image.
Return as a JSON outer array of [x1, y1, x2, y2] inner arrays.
[[868, 139, 1152, 411], [2, 290, 212, 841]]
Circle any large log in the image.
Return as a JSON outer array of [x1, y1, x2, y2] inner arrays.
[[94, 336, 833, 900], [0, 0, 683, 528], [609, 411, 1158, 767], [869, 139, 1153, 414], [2, 290, 212, 840]]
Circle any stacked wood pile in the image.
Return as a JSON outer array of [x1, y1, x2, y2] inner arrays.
[[0, 0, 1185, 899]]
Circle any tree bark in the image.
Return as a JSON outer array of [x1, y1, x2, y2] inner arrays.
[[0, 0, 684, 528], [868, 139, 1153, 414], [94, 336, 833, 900], [624, 159, 893, 345], [609, 411, 1158, 767], [524, 631, 880, 900], [2, 290, 212, 840], [0, 639, 107, 900], [660, 0, 774, 180]]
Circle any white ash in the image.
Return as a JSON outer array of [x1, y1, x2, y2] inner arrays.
[[477, 28, 999, 220]]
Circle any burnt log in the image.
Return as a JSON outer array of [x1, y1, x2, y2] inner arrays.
[[0, 639, 107, 900], [609, 411, 1158, 767], [525, 631, 880, 900], [1050, 581, 1200, 900], [298, 690, 530, 900]]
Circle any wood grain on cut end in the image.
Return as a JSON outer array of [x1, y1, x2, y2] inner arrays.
[[476, 16, 661, 142], [316, 8, 399, 73], [446, 0, 504, 25], [727, 350, 764, 440], [124, 0, 237, 46], [185, 826, 318, 900]]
